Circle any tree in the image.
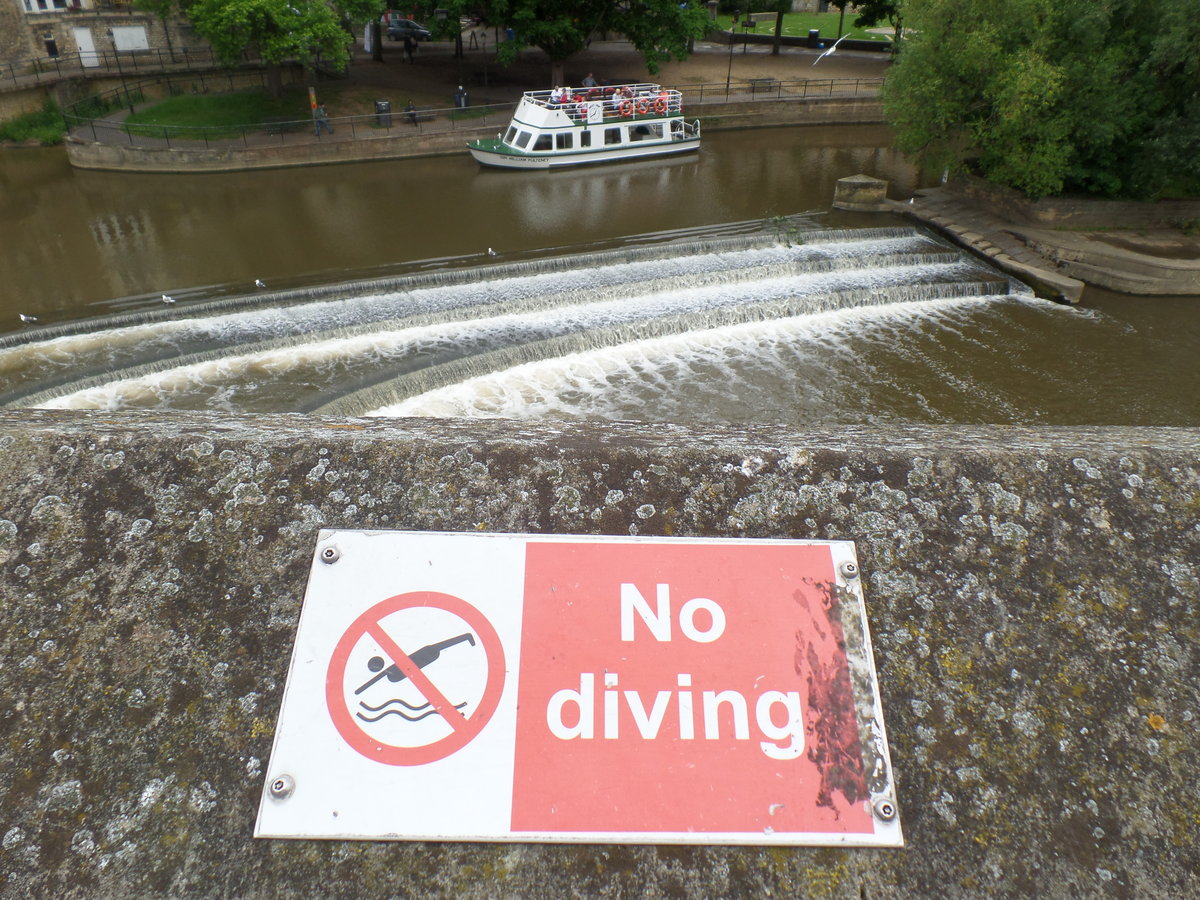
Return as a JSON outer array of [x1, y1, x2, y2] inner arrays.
[[881, 0, 1200, 199], [185, 0, 356, 95], [443, 0, 712, 86], [852, 0, 904, 45]]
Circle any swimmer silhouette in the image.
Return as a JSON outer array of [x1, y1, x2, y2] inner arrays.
[[354, 633, 476, 695]]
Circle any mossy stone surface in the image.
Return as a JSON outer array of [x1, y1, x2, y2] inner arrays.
[[1, 411, 1197, 898]]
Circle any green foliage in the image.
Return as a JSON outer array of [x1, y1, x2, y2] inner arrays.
[[882, 0, 1200, 199], [444, 0, 710, 72], [185, 0, 353, 71], [0, 97, 67, 145], [121, 88, 311, 138], [852, 0, 903, 42]]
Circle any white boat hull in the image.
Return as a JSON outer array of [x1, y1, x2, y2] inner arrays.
[[468, 137, 700, 170]]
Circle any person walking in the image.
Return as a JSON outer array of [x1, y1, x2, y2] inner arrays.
[[313, 103, 333, 136], [403, 33, 416, 63]]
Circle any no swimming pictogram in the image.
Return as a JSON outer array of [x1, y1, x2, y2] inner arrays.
[[325, 591, 505, 766]]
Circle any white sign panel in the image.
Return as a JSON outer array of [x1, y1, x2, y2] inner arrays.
[[256, 530, 901, 845]]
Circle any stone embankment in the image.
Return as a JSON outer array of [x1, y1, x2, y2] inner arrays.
[[839, 174, 1200, 301], [1, 410, 1197, 898], [901, 181, 1200, 300]]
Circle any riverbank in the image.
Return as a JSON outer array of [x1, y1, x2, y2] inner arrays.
[[11, 34, 1200, 299], [897, 180, 1200, 300]]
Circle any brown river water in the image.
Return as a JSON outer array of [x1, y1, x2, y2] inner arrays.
[[1, 125, 1197, 425]]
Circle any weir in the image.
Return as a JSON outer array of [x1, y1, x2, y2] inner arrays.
[[2, 224, 1016, 418], [0, 411, 1196, 897]]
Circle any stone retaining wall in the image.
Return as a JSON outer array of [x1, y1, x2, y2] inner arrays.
[[0, 410, 1196, 899], [61, 97, 884, 173], [953, 175, 1200, 229]]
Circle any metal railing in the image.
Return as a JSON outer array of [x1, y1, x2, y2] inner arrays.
[[1, 48, 258, 90], [60, 74, 882, 153], [686, 77, 883, 104], [67, 96, 514, 150]]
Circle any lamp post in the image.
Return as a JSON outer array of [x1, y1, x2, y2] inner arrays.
[[725, 9, 738, 99], [107, 30, 134, 114]]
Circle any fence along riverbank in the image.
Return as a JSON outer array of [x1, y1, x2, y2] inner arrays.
[[60, 71, 884, 173]]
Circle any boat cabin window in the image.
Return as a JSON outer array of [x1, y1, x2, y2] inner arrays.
[[604, 127, 623, 145], [514, 131, 532, 149], [580, 131, 591, 147], [504, 126, 517, 143], [629, 124, 662, 141], [555, 133, 572, 150], [533, 134, 552, 151]]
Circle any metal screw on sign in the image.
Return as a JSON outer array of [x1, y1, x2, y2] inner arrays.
[[320, 545, 340, 564], [839, 560, 859, 580], [269, 774, 295, 799], [872, 797, 897, 821]]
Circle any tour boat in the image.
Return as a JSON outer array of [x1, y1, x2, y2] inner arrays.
[[467, 82, 700, 170]]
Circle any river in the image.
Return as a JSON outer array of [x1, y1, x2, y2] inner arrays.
[[1, 126, 1197, 425]]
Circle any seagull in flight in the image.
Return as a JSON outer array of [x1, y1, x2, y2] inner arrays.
[[812, 31, 852, 65], [19, 313, 39, 324]]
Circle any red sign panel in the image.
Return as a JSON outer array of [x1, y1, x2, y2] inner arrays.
[[512, 541, 874, 836]]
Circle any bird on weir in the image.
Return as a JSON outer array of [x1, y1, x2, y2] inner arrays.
[[161, 294, 175, 304], [255, 279, 266, 288], [18, 313, 39, 324]]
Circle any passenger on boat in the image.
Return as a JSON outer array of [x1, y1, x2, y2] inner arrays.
[[550, 86, 569, 106]]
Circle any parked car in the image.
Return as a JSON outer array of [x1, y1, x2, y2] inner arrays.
[[385, 17, 431, 41]]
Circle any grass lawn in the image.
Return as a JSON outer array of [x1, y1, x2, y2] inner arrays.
[[119, 83, 457, 137], [715, 12, 890, 41], [123, 88, 313, 138]]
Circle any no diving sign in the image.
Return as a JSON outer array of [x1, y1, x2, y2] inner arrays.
[[256, 531, 902, 846]]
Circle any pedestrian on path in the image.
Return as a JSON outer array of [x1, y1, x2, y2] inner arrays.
[[403, 34, 416, 63], [313, 104, 334, 136]]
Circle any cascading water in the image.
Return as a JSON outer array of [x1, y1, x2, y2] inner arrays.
[[1, 221, 1123, 424]]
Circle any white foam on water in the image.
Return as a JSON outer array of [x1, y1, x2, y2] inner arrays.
[[365, 295, 1014, 421], [5, 237, 936, 373], [39, 261, 968, 411]]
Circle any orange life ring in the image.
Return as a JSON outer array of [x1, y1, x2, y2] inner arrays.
[[636, 98, 650, 115], [654, 96, 668, 114], [619, 99, 634, 117]]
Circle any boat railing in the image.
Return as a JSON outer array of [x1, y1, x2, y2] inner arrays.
[[524, 83, 683, 113]]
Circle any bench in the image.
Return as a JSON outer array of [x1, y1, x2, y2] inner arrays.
[[748, 77, 778, 95], [743, 12, 776, 31], [400, 106, 435, 125]]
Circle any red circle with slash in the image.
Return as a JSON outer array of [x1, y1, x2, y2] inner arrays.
[[325, 591, 505, 766]]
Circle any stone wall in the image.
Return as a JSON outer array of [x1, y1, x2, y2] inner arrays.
[[952, 175, 1200, 229], [2, 7, 197, 70], [0, 409, 1196, 899], [62, 96, 884, 173]]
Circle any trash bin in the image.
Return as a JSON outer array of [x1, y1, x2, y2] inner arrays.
[[375, 99, 392, 127], [807, 29, 821, 48]]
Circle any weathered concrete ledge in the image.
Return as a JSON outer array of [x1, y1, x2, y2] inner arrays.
[[1, 410, 1197, 898]]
